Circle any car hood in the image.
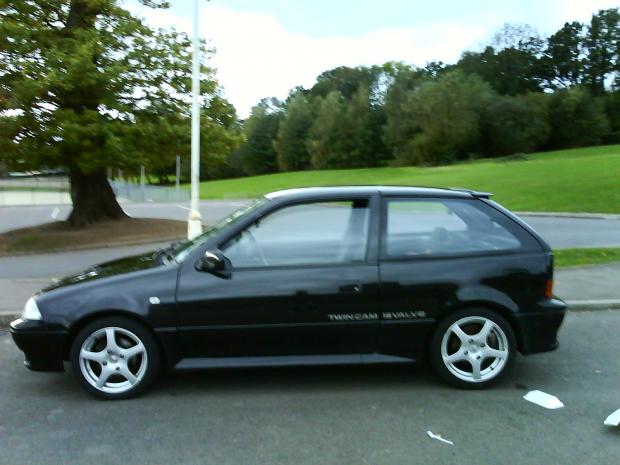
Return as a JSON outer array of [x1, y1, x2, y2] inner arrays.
[[42, 250, 161, 292]]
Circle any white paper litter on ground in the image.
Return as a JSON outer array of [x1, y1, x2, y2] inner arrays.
[[604, 409, 620, 426], [523, 390, 564, 409], [426, 431, 454, 445]]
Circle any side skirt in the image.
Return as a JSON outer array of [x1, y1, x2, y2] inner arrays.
[[174, 353, 415, 371]]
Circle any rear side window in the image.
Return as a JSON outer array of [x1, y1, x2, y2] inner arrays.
[[384, 198, 538, 258]]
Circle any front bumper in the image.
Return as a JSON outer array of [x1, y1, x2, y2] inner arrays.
[[10, 318, 68, 372], [514, 298, 567, 355]]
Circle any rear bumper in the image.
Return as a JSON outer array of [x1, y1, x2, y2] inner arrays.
[[10, 318, 67, 372], [514, 298, 567, 355]]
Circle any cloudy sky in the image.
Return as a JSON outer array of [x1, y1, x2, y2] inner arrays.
[[129, 0, 618, 117]]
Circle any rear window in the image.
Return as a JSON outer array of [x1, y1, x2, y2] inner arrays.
[[384, 198, 538, 258]]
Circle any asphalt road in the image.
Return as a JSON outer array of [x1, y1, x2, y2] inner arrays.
[[0, 243, 170, 279], [1, 310, 618, 465], [1, 201, 620, 249], [1, 201, 620, 281], [0, 201, 251, 234], [519, 215, 620, 249]]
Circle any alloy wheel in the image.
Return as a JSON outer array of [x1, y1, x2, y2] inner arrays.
[[440, 316, 509, 383], [79, 327, 148, 394]]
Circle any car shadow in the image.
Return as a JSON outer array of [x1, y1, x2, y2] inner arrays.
[[154, 363, 435, 397], [149, 354, 556, 398]]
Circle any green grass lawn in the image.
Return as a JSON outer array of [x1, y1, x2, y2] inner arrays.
[[192, 145, 620, 213], [554, 247, 620, 268]]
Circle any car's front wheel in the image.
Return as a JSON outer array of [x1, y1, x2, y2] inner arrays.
[[430, 309, 516, 388], [70, 316, 160, 399]]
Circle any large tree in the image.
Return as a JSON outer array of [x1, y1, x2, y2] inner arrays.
[[483, 93, 550, 156], [0, 0, 226, 226], [543, 21, 586, 89], [383, 63, 428, 161], [547, 87, 610, 148], [583, 8, 620, 95], [306, 91, 345, 169], [456, 46, 544, 95], [274, 93, 313, 171], [542, 9, 619, 93], [310, 65, 384, 100], [237, 100, 281, 175], [402, 71, 495, 165], [306, 86, 382, 169]]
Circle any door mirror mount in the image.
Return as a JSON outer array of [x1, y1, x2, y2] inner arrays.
[[196, 250, 231, 278]]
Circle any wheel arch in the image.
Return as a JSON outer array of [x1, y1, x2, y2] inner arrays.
[[64, 310, 168, 366], [437, 301, 524, 353]]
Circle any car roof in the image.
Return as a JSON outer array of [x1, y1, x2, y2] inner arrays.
[[264, 186, 491, 200]]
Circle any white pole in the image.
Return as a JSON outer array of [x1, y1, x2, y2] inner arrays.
[[188, 0, 203, 239], [175, 155, 181, 191], [140, 165, 146, 201]]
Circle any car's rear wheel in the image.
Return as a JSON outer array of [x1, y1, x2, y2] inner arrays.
[[430, 308, 516, 388], [70, 317, 160, 399]]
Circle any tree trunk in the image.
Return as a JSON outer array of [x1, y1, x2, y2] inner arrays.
[[62, 2, 123, 228], [67, 167, 127, 227]]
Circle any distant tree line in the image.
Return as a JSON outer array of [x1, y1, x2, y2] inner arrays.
[[1, 3, 618, 228], [226, 8, 620, 177]]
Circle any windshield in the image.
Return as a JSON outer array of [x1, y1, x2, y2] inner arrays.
[[171, 198, 267, 262]]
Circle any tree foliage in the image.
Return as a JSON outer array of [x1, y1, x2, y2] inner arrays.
[[383, 64, 428, 162], [544, 21, 586, 88], [274, 93, 313, 171], [237, 101, 281, 175], [305, 85, 384, 169], [583, 8, 620, 94], [548, 87, 610, 148], [400, 71, 495, 165], [483, 93, 550, 156], [235, 8, 618, 173], [457, 46, 544, 95], [0, 0, 237, 225], [306, 91, 345, 169], [3, 3, 619, 197]]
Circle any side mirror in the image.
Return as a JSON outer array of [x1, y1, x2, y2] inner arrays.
[[196, 250, 231, 278]]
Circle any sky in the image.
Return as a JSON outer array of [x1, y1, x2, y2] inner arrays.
[[128, 0, 619, 117]]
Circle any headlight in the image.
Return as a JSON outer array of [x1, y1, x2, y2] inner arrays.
[[22, 297, 42, 321]]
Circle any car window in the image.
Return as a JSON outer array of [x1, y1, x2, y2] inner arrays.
[[385, 198, 524, 258], [171, 198, 267, 262], [222, 199, 370, 268]]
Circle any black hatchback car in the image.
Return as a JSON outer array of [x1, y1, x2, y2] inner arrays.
[[11, 186, 566, 399]]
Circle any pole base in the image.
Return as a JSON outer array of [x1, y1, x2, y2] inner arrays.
[[187, 209, 203, 240]]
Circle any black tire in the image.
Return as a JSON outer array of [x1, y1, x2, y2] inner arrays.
[[70, 316, 160, 400], [430, 308, 517, 389]]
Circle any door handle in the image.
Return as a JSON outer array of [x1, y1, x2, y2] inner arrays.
[[340, 283, 362, 293]]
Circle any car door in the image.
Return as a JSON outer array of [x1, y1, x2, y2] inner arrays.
[[175, 194, 381, 360]]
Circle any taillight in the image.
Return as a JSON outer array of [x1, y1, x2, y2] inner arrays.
[[544, 279, 554, 299]]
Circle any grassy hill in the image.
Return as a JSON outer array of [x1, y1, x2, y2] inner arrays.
[[194, 145, 620, 213]]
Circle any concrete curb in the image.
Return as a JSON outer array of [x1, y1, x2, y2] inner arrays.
[[2, 301, 620, 327], [516, 212, 620, 220], [566, 300, 620, 311]]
